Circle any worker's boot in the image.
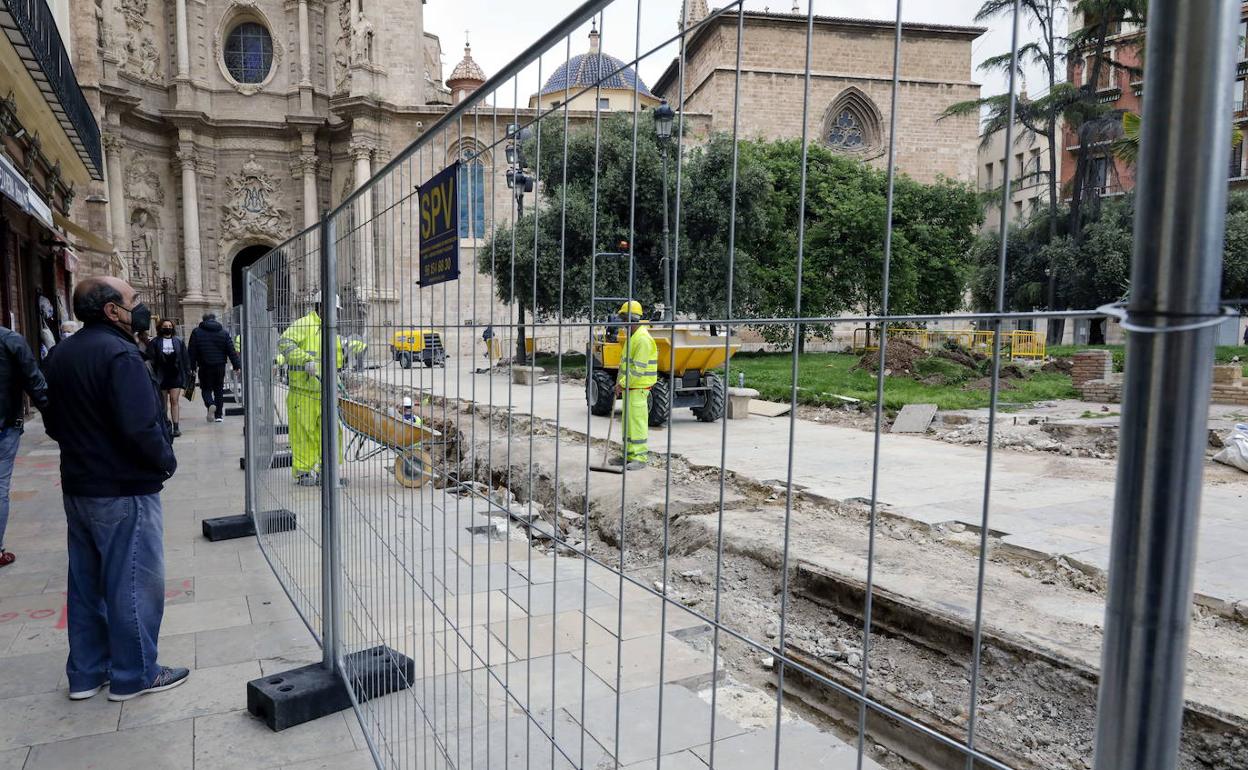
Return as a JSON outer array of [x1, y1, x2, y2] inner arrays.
[[625, 460, 646, 471], [296, 472, 319, 487]]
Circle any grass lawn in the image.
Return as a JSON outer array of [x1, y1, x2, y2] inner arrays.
[[536, 344, 1248, 412], [724, 352, 1078, 412], [1049, 344, 1248, 375]]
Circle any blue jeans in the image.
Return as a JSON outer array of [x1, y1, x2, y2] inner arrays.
[[0, 426, 21, 551], [63, 494, 165, 695]]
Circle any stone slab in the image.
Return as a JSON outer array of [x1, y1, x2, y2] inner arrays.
[[890, 403, 938, 433], [192, 710, 358, 770], [573, 684, 746, 766], [468, 652, 615, 719], [691, 722, 873, 770], [748, 400, 792, 418], [0, 689, 121, 751], [23, 717, 194, 770]]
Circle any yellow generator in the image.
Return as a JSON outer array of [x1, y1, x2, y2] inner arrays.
[[587, 326, 739, 425], [389, 329, 446, 369]]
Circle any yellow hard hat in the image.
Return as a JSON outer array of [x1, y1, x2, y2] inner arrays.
[[618, 300, 644, 318]]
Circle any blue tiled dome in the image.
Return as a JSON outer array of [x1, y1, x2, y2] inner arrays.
[[540, 52, 653, 98]]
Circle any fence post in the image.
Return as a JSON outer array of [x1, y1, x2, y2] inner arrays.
[[319, 212, 342, 672], [242, 295, 256, 522], [1092, 2, 1236, 768]]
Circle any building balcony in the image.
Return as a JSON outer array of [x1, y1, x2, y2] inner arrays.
[[0, 0, 102, 180]]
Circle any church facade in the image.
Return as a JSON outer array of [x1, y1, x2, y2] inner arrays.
[[655, 6, 985, 185], [68, 0, 503, 326]]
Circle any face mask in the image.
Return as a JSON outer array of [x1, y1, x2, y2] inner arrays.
[[118, 302, 152, 336], [160, 328, 174, 337]]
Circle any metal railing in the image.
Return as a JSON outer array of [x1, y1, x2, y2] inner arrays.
[[238, 1, 1237, 768], [0, 0, 103, 178]]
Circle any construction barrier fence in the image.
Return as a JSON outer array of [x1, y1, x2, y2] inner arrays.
[[237, 1, 1238, 769]]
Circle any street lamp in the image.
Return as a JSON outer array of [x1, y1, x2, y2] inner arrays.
[[506, 126, 535, 361], [654, 99, 676, 321]]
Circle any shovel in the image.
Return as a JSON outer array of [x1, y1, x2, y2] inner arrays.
[[589, 408, 623, 475]]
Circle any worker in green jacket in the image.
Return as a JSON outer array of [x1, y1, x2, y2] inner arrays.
[[277, 293, 344, 486], [614, 300, 657, 470]]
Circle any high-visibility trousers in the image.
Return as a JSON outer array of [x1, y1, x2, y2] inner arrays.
[[288, 389, 321, 475], [621, 388, 649, 462]]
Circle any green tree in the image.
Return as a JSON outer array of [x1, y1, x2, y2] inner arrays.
[[480, 126, 979, 352]]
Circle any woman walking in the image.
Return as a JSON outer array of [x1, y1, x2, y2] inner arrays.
[[149, 319, 191, 437]]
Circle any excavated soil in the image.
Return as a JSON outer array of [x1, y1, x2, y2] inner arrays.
[[342, 376, 1248, 769]]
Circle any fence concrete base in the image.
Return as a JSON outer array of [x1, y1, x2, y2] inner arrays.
[[247, 646, 415, 731], [202, 509, 297, 542], [239, 450, 293, 471]]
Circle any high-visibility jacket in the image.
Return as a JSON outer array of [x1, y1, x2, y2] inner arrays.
[[617, 325, 658, 390], [278, 311, 344, 394]]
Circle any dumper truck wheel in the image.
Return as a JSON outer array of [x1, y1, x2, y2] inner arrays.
[[588, 369, 616, 416], [648, 379, 671, 426], [399, 352, 413, 369], [692, 373, 725, 422]]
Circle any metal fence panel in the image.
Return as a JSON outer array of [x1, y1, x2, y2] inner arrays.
[[236, 1, 1239, 768]]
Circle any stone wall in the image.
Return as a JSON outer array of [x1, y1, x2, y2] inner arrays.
[[1075, 357, 1248, 406], [1071, 350, 1113, 389]]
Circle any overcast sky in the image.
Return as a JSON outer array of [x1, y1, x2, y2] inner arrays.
[[424, 0, 1064, 110]]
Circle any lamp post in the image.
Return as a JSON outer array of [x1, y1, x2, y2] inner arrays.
[[654, 99, 675, 322], [506, 126, 535, 362]]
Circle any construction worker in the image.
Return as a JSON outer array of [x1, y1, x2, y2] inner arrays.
[[277, 293, 344, 486], [613, 300, 657, 469]]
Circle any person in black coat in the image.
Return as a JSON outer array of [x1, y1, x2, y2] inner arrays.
[[147, 319, 192, 437], [187, 313, 240, 423], [0, 323, 48, 567], [43, 275, 188, 701]]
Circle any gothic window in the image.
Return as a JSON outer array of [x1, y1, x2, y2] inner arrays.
[[827, 110, 865, 150], [822, 88, 882, 155], [224, 22, 273, 84]]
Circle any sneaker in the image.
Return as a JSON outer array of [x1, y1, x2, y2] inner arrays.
[[214, 416, 224, 423], [69, 680, 109, 700], [625, 460, 647, 470], [107, 666, 189, 702], [0, 550, 14, 568], [206, 411, 214, 423]]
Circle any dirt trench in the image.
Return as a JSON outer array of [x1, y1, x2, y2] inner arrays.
[[344, 377, 1248, 769]]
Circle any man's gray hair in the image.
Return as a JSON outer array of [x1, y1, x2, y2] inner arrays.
[[73, 278, 123, 323]]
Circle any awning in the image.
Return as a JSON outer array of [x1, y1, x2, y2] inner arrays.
[[53, 211, 114, 254]]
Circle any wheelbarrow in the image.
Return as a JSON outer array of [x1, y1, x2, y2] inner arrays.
[[338, 397, 443, 488]]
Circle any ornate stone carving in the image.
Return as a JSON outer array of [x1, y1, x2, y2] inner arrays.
[[348, 139, 374, 161], [333, 0, 352, 93], [220, 153, 292, 244], [351, 11, 374, 66], [117, 0, 162, 83], [102, 133, 125, 152], [125, 153, 164, 204], [291, 155, 319, 177]]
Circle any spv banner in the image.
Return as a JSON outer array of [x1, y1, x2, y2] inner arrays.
[[418, 160, 461, 286]]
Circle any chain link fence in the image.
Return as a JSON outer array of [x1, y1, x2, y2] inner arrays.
[[237, 1, 1241, 768]]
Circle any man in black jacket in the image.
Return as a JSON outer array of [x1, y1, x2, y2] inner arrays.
[[43, 276, 189, 702], [0, 323, 48, 568], [188, 312, 240, 423]]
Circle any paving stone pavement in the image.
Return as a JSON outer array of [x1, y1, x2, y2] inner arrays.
[[0, 408, 878, 768]]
